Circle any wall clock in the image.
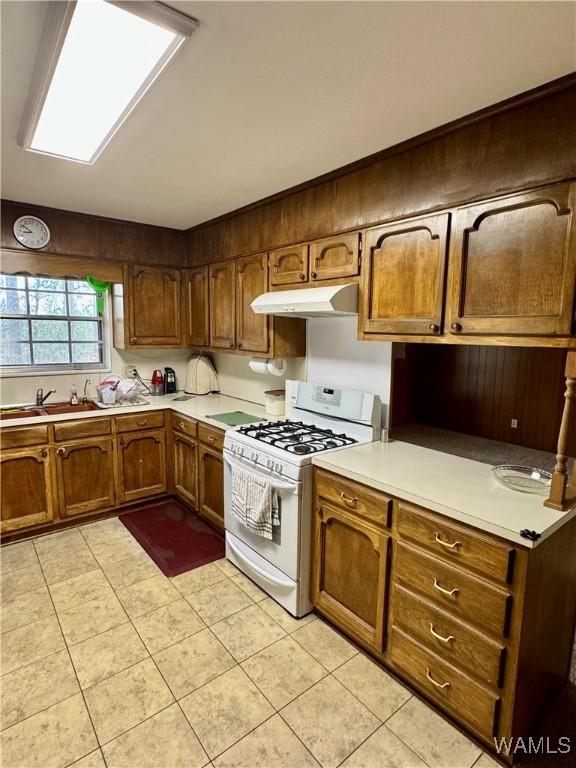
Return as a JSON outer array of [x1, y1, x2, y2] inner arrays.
[[13, 215, 51, 250]]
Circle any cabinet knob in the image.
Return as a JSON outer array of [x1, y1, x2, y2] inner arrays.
[[57, 447, 66, 456], [130, 337, 137, 344], [428, 323, 440, 333], [310, 271, 317, 279], [229, 341, 234, 348], [119, 437, 126, 446], [299, 273, 306, 280], [450, 322, 462, 333], [237, 342, 243, 349], [41, 449, 48, 458], [179, 422, 186, 431]]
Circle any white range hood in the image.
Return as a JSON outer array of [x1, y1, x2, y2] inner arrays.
[[251, 283, 358, 318]]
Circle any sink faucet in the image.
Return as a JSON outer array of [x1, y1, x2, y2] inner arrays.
[[36, 388, 57, 406]]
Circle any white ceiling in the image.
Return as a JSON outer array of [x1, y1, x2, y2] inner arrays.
[[1, 1, 575, 230]]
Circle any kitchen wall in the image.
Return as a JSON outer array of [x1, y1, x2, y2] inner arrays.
[[211, 353, 306, 405]]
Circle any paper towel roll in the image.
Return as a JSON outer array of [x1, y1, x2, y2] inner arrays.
[[248, 358, 286, 376], [248, 358, 269, 375]]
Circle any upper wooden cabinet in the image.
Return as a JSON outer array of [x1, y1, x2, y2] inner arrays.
[[209, 260, 236, 349], [236, 253, 269, 354], [447, 183, 576, 338], [114, 265, 182, 348], [270, 244, 309, 285], [1, 447, 54, 533], [309, 232, 360, 282], [361, 213, 450, 336], [184, 266, 209, 347]]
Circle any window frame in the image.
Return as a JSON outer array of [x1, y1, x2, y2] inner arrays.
[[0, 274, 111, 376]]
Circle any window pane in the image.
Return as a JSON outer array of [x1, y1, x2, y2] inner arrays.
[[0, 275, 26, 289], [28, 277, 66, 291], [0, 319, 29, 341], [71, 320, 99, 341], [72, 343, 100, 363], [1, 343, 31, 365], [0, 290, 27, 314], [33, 343, 70, 364], [69, 293, 97, 317], [31, 319, 69, 341], [67, 279, 95, 293], [28, 292, 67, 315]]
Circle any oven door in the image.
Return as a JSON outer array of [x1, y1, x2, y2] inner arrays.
[[223, 450, 301, 580]]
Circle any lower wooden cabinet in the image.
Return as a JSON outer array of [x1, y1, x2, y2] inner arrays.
[[198, 443, 224, 530], [173, 432, 198, 508], [312, 501, 389, 652], [117, 429, 167, 504], [55, 439, 115, 518], [1, 447, 54, 532]]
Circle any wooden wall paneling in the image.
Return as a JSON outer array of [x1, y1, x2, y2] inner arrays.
[[187, 77, 576, 265], [402, 345, 573, 455], [0, 249, 123, 282], [1, 200, 186, 268]]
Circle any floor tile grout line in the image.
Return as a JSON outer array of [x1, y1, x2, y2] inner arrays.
[[381, 722, 435, 768]]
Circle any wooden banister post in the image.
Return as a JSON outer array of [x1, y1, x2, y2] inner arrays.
[[545, 350, 576, 511]]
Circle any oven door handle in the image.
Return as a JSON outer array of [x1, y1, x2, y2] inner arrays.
[[224, 453, 298, 494], [227, 537, 294, 588]]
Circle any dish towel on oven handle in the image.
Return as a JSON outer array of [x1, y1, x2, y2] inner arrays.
[[230, 461, 279, 540]]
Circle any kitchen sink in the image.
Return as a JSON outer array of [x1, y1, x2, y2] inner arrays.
[[0, 402, 100, 420]]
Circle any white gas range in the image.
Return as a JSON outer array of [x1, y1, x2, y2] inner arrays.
[[224, 380, 381, 616]]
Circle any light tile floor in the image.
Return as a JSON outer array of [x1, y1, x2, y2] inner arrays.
[[0, 518, 502, 768]]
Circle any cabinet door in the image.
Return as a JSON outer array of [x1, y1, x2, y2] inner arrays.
[[310, 233, 360, 282], [1, 448, 54, 533], [269, 245, 309, 286], [312, 502, 389, 652], [198, 444, 224, 531], [361, 213, 449, 336], [209, 260, 236, 349], [184, 266, 209, 347], [55, 439, 115, 517], [173, 433, 198, 508], [447, 183, 576, 337], [117, 430, 167, 504], [126, 265, 182, 345], [236, 253, 269, 354]]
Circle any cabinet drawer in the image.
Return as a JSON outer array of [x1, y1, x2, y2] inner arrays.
[[199, 424, 224, 450], [315, 469, 391, 527], [116, 411, 165, 433], [397, 503, 515, 584], [54, 417, 111, 442], [389, 626, 500, 741], [1, 425, 48, 450], [395, 543, 512, 638], [392, 585, 506, 688], [171, 412, 198, 438]]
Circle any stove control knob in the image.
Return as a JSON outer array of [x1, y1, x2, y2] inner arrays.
[[251, 452, 258, 462], [274, 462, 282, 473]]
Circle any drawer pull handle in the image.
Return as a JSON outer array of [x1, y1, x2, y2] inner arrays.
[[339, 492, 358, 507], [433, 578, 459, 598], [179, 422, 186, 430], [429, 623, 455, 644], [434, 532, 461, 550], [208, 434, 215, 442], [425, 667, 451, 690], [135, 421, 148, 427]]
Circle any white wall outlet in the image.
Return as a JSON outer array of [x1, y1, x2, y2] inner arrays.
[[511, 418, 518, 429]]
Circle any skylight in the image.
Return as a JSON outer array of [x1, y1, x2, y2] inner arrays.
[[20, 1, 197, 164]]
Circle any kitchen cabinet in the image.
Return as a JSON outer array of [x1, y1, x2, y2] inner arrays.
[[360, 213, 450, 336], [312, 467, 576, 764], [269, 244, 309, 286], [114, 264, 182, 348], [209, 259, 236, 349], [55, 438, 115, 517], [309, 232, 360, 282], [1, 447, 54, 533], [198, 431, 224, 531], [116, 429, 167, 504], [184, 266, 210, 347], [446, 182, 576, 338], [312, 500, 389, 653], [173, 431, 198, 508], [236, 253, 269, 353]]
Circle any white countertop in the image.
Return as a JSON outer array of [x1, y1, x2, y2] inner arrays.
[[312, 440, 575, 548], [1, 392, 268, 432]]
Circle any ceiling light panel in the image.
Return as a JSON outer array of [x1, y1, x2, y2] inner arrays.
[[20, 0, 197, 164]]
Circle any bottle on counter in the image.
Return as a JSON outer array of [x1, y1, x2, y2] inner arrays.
[[70, 386, 79, 405]]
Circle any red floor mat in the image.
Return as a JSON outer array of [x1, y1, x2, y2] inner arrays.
[[120, 500, 225, 577]]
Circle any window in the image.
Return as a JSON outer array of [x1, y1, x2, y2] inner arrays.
[[0, 275, 107, 372]]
